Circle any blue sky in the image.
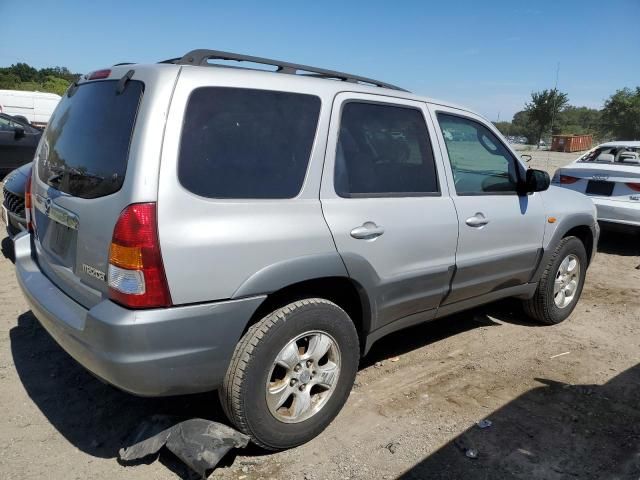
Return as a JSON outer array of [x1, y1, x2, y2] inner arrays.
[[1, 0, 638, 120]]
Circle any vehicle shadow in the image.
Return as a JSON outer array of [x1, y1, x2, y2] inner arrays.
[[8, 300, 559, 477], [362, 310, 502, 368], [9, 311, 234, 476], [1, 235, 15, 263], [597, 225, 640, 257], [397, 363, 640, 479], [362, 298, 543, 367]]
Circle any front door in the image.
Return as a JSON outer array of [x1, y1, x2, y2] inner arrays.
[[320, 93, 459, 332], [429, 106, 546, 304], [0, 116, 39, 172]]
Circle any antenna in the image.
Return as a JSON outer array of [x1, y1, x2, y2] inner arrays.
[[547, 62, 561, 171]]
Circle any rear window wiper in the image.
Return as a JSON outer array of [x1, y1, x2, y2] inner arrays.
[[116, 70, 135, 95]]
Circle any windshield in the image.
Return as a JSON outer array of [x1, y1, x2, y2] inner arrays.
[[579, 146, 640, 166], [36, 79, 144, 199]]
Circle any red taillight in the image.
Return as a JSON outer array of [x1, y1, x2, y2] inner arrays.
[[626, 182, 640, 192], [560, 175, 580, 184], [24, 168, 33, 232], [88, 69, 111, 80], [108, 203, 172, 309]]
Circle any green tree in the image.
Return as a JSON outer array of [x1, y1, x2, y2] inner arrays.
[[556, 106, 601, 135], [42, 76, 72, 96], [493, 121, 512, 136], [601, 87, 640, 140], [511, 110, 538, 144], [0, 72, 21, 89], [8, 62, 38, 82], [0, 63, 79, 96], [524, 89, 569, 147]]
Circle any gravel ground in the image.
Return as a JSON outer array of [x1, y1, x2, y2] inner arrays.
[[1, 150, 639, 479]]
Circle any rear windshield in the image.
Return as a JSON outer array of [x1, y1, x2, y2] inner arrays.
[[178, 87, 320, 199], [579, 146, 640, 165], [37, 80, 143, 199]]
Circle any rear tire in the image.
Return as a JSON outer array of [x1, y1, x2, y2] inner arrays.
[[523, 236, 587, 324], [219, 298, 359, 450]]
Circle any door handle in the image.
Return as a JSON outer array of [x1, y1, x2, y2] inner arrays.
[[465, 212, 489, 228], [350, 222, 385, 240]]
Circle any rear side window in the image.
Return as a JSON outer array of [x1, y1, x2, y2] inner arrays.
[[37, 80, 143, 199], [178, 88, 320, 199], [335, 102, 439, 197]]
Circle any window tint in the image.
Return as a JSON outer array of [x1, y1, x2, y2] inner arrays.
[[437, 113, 520, 195], [178, 88, 320, 199], [37, 80, 143, 199], [335, 102, 439, 197]]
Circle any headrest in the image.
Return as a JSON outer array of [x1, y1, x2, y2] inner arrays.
[[596, 153, 615, 162]]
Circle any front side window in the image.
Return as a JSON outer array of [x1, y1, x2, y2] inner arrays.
[[335, 102, 439, 197], [178, 87, 320, 199], [437, 113, 520, 195]]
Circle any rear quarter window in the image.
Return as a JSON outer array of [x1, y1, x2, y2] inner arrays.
[[178, 87, 321, 199]]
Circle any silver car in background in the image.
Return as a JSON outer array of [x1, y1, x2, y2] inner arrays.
[[552, 142, 640, 229], [13, 49, 599, 450]]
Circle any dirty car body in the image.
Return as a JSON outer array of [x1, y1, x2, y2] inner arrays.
[[13, 50, 599, 449]]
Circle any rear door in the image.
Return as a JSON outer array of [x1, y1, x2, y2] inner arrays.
[[430, 106, 546, 304], [30, 67, 178, 308], [320, 93, 458, 331]]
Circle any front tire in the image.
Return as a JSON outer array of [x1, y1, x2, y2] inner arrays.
[[523, 236, 587, 324], [219, 298, 359, 450]]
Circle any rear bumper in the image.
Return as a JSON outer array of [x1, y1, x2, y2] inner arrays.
[[592, 198, 640, 227], [14, 233, 265, 396]]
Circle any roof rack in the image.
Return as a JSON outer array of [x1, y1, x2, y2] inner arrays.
[[163, 49, 408, 92]]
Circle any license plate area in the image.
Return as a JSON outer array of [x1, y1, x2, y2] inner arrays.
[[49, 222, 73, 256], [1, 205, 7, 227], [586, 180, 614, 196], [33, 195, 79, 265]]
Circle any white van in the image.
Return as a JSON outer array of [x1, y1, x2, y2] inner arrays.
[[0, 90, 61, 127]]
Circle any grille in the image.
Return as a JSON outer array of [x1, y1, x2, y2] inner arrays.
[[3, 186, 25, 217]]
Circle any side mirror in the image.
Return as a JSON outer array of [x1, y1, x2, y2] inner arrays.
[[522, 168, 550, 193], [14, 126, 25, 140], [521, 154, 532, 163]]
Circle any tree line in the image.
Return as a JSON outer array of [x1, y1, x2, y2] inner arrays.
[[494, 86, 640, 145], [0, 62, 80, 96]]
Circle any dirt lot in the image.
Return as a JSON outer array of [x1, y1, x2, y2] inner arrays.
[[1, 150, 639, 479]]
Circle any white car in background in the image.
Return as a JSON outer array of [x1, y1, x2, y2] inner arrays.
[[0, 89, 61, 127], [552, 141, 640, 229]]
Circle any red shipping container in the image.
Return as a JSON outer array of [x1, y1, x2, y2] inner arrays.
[[551, 134, 593, 153]]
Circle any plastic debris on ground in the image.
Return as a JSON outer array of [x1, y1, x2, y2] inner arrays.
[[476, 419, 493, 429], [119, 416, 249, 478]]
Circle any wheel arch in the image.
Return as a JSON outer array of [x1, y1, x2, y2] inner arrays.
[[533, 215, 597, 283], [231, 253, 373, 352], [240, 276, 372, 353], [564, 225, 595, 264]]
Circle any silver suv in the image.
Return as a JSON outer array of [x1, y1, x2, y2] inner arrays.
[[14, 50, 598, 450]]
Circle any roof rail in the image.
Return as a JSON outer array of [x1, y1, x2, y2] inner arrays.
[[164, 49, 408, 92]]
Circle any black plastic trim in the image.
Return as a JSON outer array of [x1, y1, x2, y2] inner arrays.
[[168, 49, 408, 92]]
